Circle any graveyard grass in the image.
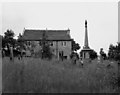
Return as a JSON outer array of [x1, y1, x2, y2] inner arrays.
[[2, 57, 119, 93]]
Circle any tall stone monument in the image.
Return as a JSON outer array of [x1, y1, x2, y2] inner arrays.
[[80, 20, 93, 61]]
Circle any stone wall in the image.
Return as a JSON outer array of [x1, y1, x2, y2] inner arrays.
[[50, 41, 72, 59], [24, 40, 72, 59]]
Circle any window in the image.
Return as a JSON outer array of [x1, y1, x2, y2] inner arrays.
[[61, 41, 66, 46], [61, 42, 63, 46], [39, 41, 42, 46], [50, 41, 53, 46], [64, 41, 66, 46]]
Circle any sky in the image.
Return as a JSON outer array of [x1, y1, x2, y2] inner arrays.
[[118, 1, 120, 42], [1, 1, 118, 54]]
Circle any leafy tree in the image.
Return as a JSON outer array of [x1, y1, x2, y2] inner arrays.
[[17, 33, 26, 50], [71, 39, 80, 52], [4, 29, 15, 39], [115, 42, 120, 61], [0, 35, 3, 49], [2, 29, 16, 49], [41, 31, 52, 59], [89, 50, 98, 60], [108, 44, 116, 60], [99, 48, 107, 60], [80, 49, 98, 60], [70, 51, 79, 59], [108, 42, 120, 61]]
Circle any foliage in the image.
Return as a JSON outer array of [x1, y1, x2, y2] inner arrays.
[[41, 31, 52, 59], [42, 44, 52, 59], [4, 29, 15, 39], [70, 52, 79, 59], [89, 50, 98, 60], [108, 42, 120, 61], [17, 33, 26, 50], [99, 48, 107, 60], [79, 50, 98, 60], [0, 35, 3, 49], [2, 29, 16, 48], [71, 39, 80, 52]]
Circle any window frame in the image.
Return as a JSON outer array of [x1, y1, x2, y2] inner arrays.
[[50, 41, 53, 46], [61, 41, 66, 47]]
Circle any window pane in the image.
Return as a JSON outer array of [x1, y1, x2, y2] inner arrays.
[[61, 42, 63, 46], [64, 41, 66, 46], [50, 41, 53, 46], [39, 41, 42, 46]]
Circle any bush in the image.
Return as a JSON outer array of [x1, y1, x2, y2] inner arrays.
[[108, 42, 120, 61], [70, 52, 79, 59], [89, 50, 98, 60], [41, 44, 53, 60]]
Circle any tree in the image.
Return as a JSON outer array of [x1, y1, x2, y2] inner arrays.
[[17, 33, 26, 50], [2, 29, 16, 49], [108, 42, 120, 61], [108, 44, 116, 60], [41, 31, 52, 59], [89, 50, 98, 60], [115, 42, 120, 61], [100, 48, 107, 60], [0, 35, 3, 49], [71, 39, 80, 52], [4, 29, 15, 39], [70, 51, 79, 59]]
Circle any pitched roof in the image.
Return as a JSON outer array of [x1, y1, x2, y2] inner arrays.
[[21, 29, 72, 41]]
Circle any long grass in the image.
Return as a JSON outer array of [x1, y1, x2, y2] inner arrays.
[[2, 57, 119, 93]]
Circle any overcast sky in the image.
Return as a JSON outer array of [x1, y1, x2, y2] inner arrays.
[[1, 1, 118, 54]]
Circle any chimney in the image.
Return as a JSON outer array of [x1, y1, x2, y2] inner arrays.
[[67, 28, 70, 35]]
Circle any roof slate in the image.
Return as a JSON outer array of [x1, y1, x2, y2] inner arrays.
[[21, 29, 72, 41]]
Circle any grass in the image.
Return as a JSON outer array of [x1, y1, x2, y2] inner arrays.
[[2, 57, 119, 93]]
